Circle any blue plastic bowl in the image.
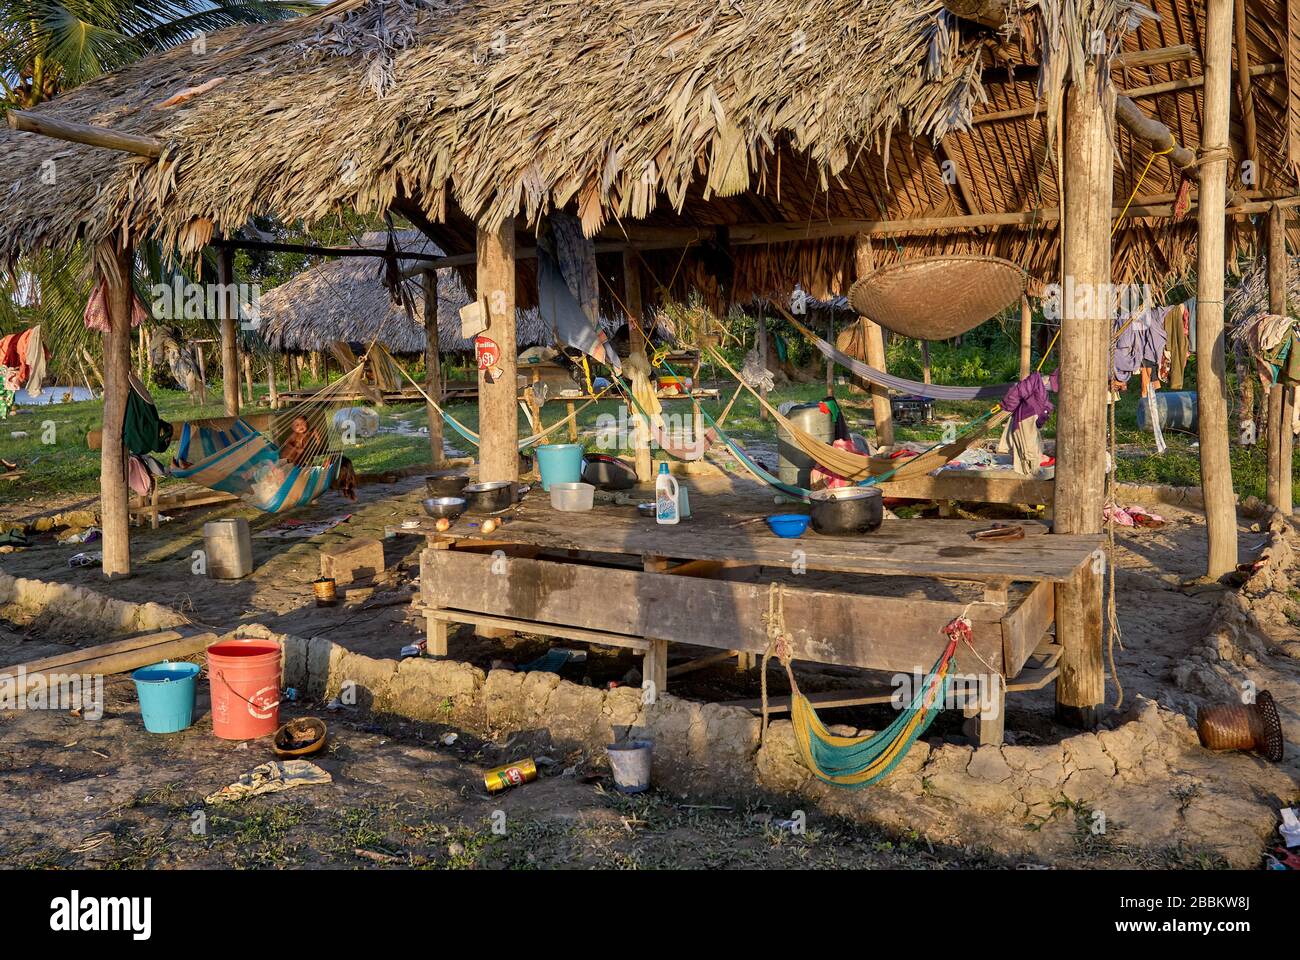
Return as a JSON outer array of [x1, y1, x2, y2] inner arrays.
[[766, 514, 811, 538]]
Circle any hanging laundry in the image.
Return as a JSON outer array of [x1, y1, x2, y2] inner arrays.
[[0, 326, 49, 395], [0, 364, 18, 419], [540, 212, 621, 372], [127, 455, 155, 497], [1162, 302, 1191, 390], [1112, 305, 1170, 388], [84, 279, 148, 333], [123, 373, 172, 455], [996, 369, 1058, 476]]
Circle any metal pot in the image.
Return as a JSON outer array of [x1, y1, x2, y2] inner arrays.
[[462, 481, 515, 514], [809, 486, 883, 536], [425, 473, 470, 498], [422, 496, 466, 520]]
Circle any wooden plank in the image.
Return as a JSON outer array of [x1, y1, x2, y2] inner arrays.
[[421, 549, 1007, 674], [421, 506, 1095, 583], [0, 632, 218, 692], [1, 630, 186, 674], [873, 471, 1054, 505], [1000, 579, 1055, 678], [423, 608, 649, 652]]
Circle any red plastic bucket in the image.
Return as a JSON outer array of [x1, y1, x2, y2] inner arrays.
[[206, 638, 282, 740]]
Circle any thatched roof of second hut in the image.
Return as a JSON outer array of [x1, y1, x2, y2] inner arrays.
[[255, 230, 620, 353]]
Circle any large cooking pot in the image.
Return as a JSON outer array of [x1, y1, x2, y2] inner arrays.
[[462, 481, 516, 514], [809, 486, 883, 536]]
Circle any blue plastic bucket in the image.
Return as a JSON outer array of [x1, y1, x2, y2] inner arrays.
[[534, 443, 584, 491], [132, 661, 201, 734]]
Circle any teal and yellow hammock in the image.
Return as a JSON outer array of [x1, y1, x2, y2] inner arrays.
[[171, 418, 341, 514]]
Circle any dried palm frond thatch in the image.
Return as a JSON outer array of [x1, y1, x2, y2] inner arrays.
[[254, 231, 617, 353], [0, 0, 1291, 304]]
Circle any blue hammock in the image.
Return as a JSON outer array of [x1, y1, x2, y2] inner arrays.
[[170, 418, 341, 514]]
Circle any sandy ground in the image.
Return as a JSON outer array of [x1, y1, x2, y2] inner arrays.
[[2, 471, 1299, 868]]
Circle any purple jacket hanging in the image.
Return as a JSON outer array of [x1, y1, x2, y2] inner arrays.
[[1001, 369, 1058, 428]]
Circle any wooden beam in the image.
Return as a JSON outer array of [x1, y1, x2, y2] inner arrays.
[[423, 270, 444, 468], [1198, 0, 1241, 578], [1053, 64, 1113, 728], [1267, 202, 1293, 514], [1115, 96, 1199, 178], [1234, 0, 1261, 189], [6, 109, 163, 157], [211, 237, 444, 263], [1114, 44, 1198, 70], [475, 221, 518, 482], [99, 243, 134, 579], [972, 61, 1284, 125], [215, 247, 240, 417], [854, 236, 895, 448]]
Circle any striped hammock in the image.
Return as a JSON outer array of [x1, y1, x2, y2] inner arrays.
[[171, 418, 341, 514]]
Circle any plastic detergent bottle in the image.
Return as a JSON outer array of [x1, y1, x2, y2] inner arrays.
[[655, 462, 680, 525]]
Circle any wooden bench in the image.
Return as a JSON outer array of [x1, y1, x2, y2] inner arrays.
[[413, 500, 1099, 745]]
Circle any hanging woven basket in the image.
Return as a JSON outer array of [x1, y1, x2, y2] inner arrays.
[[847, 255, 1027, 340]]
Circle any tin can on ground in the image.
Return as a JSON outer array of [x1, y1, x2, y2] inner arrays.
[[484, 758, 537, 793]]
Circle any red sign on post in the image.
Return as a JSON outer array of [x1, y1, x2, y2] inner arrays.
[[475, 336, 500, 371]]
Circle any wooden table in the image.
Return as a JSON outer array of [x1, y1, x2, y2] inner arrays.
[[413, 496, 1100, 745]]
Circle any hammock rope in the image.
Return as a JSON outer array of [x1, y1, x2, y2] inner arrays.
[[761, 583, 962, 787]]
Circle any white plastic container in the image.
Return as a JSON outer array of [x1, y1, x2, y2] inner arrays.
[[655, 463, 679, 525], [203, 518, 253, 579], [550, 481, 595, 512]]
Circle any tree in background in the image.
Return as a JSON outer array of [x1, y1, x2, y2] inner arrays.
[[0, 0, 318, 384]]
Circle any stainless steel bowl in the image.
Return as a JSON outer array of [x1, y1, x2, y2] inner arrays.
[[461, 480, 516, 513], [422, 496, 467, 520]]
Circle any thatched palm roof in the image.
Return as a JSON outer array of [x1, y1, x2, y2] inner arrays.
[[255, 230, 580, 352], [0, 0, 1295, 300]]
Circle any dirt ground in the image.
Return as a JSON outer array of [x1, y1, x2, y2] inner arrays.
[[2, 470, 1299, 869]]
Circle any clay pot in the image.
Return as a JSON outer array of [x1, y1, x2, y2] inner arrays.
[[1196, 689, 1284, 762]]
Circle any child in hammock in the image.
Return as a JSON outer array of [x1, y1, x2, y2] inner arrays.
[[279, 414, 321, 467]]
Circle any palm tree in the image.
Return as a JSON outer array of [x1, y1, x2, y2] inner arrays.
[[0, 0, 320, 385], [0, 0, 315, 108]]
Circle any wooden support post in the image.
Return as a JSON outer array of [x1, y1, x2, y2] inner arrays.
[[267, 358, 279, 408], [921, 341, 932, 385], [623, 252, 653, 482], [1198, 0, 1241, 577], [757, 309, 769, 421], [242, 351, 255, 405], [1019, 294, 1033, 378], [642, 557, 671, 695], [854, 235, 894, 448], [99, 243, 134, 579], [1266, 202, 1293, 514], [422, 269, 445, 468], [216, 247, 240, 417], [476, 221, 519, 482], [1053, 63, 1114, 728]]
